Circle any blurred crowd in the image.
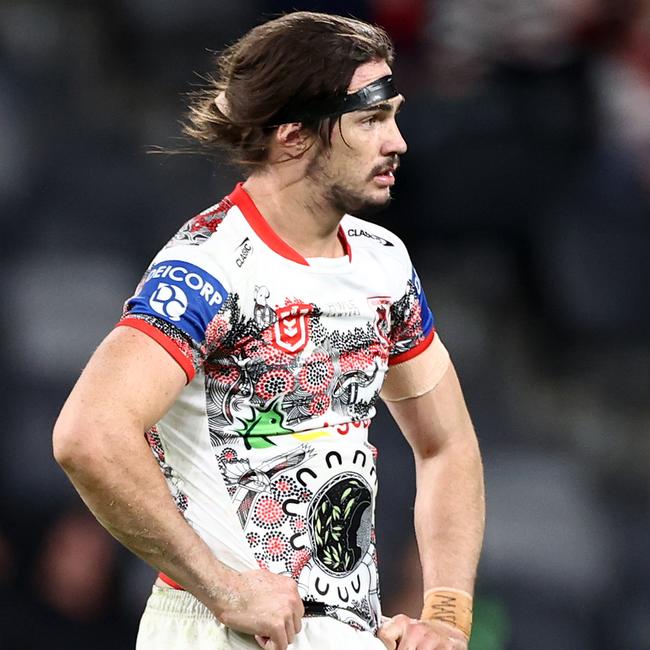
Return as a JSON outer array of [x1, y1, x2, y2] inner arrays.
[[0, 1, 648, 648]]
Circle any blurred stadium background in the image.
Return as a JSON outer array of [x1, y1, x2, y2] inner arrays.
[[0, 0, 648, 648]]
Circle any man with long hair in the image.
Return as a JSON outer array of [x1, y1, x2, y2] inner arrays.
[[54, 12, 484, 650]]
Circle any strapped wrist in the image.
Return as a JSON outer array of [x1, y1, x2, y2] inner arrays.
[[420, 588, 473, 639]]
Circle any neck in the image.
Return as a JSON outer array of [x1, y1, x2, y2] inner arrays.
[[242, 167, 345, 259]]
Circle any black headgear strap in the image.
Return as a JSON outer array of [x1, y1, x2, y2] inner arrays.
[[272, 75, 399, 125]]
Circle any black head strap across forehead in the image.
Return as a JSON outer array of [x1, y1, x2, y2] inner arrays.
[[273, 75, 399, 125]]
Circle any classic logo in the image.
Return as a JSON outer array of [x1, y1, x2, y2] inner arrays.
[[235, 237, 253, 268], [272, 303, 312, 354], [347, 228, 394, 247], [149, 283, 189, 322]]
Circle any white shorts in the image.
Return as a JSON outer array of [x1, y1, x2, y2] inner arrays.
[[136, 586, 386, 650]]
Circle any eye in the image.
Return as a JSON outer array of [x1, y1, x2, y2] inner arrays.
[[362, 114, 378, 126]]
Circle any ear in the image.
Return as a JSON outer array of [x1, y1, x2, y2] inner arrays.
[[275, 122, 311, 154]]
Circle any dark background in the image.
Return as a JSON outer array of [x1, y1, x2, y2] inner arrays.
[[0, 1, 648, 648]]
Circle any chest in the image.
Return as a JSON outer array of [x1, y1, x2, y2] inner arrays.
[[202, 252, 398, 428], [237, 247, 396, 334]]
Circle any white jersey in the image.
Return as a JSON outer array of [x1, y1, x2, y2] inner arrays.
[[118, 183, 435, 633]]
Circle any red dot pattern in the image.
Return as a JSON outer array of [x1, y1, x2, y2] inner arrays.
[[263, 532, 289, 560], [253, 496, 285, 527]]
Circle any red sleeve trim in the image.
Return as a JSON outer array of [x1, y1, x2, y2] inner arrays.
[[158, 572, 184, 590], [116, 317, 195, 383], [389, 328, 435, 366]]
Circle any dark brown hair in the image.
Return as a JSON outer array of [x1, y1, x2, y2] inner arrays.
[[183, 11, 394, 172]]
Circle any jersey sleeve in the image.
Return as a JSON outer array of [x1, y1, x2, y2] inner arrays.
[[116, 248, 230, 382], [388, 265, 436, 365]]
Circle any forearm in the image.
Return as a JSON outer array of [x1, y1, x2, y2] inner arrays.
[[54, 418, 238, 616], [53, 328, 305, 648], [413, 436, 484, 595]]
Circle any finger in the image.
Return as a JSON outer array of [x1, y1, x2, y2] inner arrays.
[[293, 599, 304, 636], [427, 634, 466, 650], [396, 622, 454, 650], [378, 635, 397, 650], [377, 620, 401, 650], [270, 622, 289, 650], [284, 615, 296, 646], [394, 628, 418, 650], [254, 634, 283, 650]]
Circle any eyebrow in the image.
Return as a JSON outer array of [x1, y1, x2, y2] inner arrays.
[[358, 96, 406, 115]]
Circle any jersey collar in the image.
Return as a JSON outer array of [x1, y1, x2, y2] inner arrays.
[[229, 183, 351, 266]]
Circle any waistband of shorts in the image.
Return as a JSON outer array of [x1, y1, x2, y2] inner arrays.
[[154, 574, 379, 632], [146, 585, 218, 621]]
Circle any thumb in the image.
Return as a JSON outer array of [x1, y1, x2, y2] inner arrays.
[[377, 632, 397, 650], [255, 635, 273, 649], [377, 616, 407, 650]]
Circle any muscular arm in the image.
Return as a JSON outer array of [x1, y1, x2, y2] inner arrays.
[[386, 361, 485, 595], [53, 327, 302, 649], [377, 359, 484, 649], [53, 327, 239, 608]]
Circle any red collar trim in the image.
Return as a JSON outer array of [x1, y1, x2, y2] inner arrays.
[[337, 225, 352, 260], [229, 183, 308, 265], [229, 183, 351, 265]]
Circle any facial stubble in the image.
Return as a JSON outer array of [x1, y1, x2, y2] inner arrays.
[[307, 150, 397, 219]]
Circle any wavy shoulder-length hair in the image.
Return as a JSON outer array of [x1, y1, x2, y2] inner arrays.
[[183, 11, 394, 173]]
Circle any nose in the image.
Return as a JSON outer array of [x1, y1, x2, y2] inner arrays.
[[381, 119, 407, 157]]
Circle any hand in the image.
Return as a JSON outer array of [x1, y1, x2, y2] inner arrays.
[[378, 614, 468, 650], [213, 569, 304, 650]]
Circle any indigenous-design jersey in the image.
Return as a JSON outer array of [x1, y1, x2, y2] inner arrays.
[[118, 183, 435, 633]]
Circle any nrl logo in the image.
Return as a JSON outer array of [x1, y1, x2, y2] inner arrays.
[[272, 303, 312, 354]]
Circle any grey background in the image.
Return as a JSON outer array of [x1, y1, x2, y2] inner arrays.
[[0, 1, 648, 648]]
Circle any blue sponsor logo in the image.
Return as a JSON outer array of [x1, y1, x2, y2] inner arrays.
[[149, 283, 189, 322], [412, 267, 434, 337], [128, 260, 228, 342]]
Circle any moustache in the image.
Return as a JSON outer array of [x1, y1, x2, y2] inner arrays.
[[368, 157, 400, 181]]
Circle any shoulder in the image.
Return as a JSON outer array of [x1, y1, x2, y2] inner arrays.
[[148, 194, 247, 280], [166, 194, 236, 249], [123, 197, 240, 344]]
